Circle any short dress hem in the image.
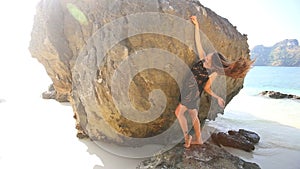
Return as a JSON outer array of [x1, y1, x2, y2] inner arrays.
[[179, 60, 210, 110]]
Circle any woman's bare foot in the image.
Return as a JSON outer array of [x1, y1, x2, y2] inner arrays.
[[184, 135, 192, 148], [191, 140, 203, 145], [191, 137, 203, 145]]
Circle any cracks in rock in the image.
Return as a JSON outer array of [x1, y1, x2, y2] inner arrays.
[[75, 97, 89, 139]]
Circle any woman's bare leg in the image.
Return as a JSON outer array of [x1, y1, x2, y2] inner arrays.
[[175, 104, 192, 148], [188, 109, 203, 145]]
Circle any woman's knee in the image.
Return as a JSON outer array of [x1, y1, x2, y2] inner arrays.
[[188, 109, 199, 119], [175, 104, 187, 117]]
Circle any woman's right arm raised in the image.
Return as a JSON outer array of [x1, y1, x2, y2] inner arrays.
[[190, 16, 205, 60]]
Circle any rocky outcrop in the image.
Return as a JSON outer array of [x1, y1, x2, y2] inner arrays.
[[212, 129, 260, 152], [261, 91, 300, 99], [42, 84, 69, 102], [29, 0, 250, 145], [229, 129, 260, 144], [251, 39, 300, 66], [138, 130, 261, 168], [137, 141, 261, 169]]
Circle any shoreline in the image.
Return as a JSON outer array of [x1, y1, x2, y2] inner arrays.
[[224, 145, 300, 169], [0, 97, 300, 168], [207, 88, 300, 169]]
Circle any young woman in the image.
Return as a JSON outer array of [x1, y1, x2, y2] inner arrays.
[[175, 16, 254, 148]]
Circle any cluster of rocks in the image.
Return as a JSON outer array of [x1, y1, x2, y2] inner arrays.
[[211, 129, 260, 152], [137, 129, 261, 169], [261, 91, 300, 99]]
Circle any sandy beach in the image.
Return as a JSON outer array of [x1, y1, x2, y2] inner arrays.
[[1, 95, 299, 169], [0, 98, 142, 169], [0, 55, 299, 169]]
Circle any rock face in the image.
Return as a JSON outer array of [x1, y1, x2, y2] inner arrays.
[[137, 142, 261, 169], [42, 84, 69, 102], [29, 0, 250, 144]]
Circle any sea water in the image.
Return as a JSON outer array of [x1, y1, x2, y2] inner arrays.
[[207, 66, 300, 169]]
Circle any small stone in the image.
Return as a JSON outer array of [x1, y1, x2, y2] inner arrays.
[[97, 78, 103, 84]]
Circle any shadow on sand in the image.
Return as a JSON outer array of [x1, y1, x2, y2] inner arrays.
[[80, 139, 143, 169]]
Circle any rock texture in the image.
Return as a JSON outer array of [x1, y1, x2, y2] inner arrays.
[[251, 39, 300, 66], [137, 141, 261, 169], [261, 91, 300, 99], [42, 84, 69, 102], [29, 0, 250, 144]]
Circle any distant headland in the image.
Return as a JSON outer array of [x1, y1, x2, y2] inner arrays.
[[251, 39, 300, 66]]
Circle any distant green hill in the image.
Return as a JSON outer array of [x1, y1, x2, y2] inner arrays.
[[250, 39, 300, 66]]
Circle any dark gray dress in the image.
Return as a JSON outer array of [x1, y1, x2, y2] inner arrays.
[[179, 60, 211, 110]]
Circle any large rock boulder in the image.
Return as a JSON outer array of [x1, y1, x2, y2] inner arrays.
[[29, 0, 250, 145]]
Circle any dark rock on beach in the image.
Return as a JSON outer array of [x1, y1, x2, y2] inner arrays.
[[212, 132, 254, 152], [212, 129, 260, 152], [261, 91, 300, 99], [137, 142, 261, 169], [231, 129, 260, 144]]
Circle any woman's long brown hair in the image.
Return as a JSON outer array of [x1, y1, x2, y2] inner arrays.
[[211, 52, 255, 79]]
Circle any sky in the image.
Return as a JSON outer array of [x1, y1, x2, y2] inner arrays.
[[200, 0, 300, 49], [0, 0, 299, 55]]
